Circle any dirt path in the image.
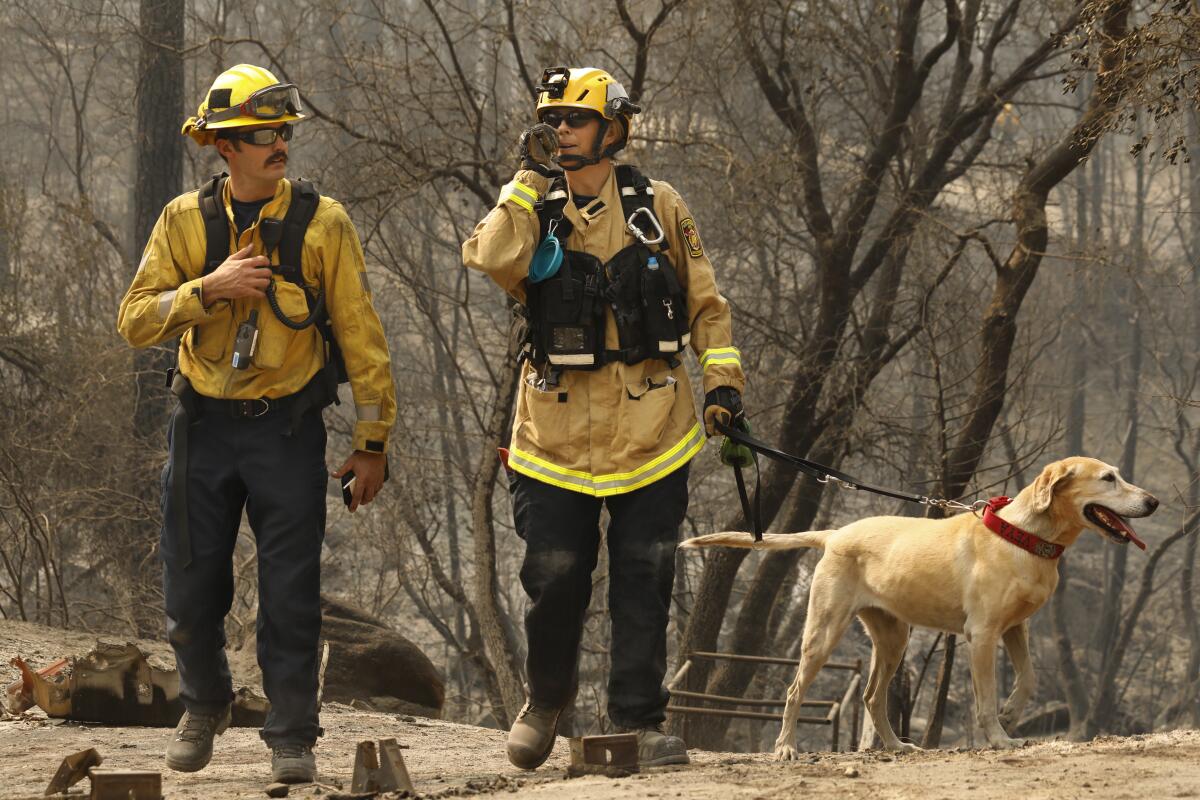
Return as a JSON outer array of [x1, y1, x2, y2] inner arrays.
[[3, 707, 1199, 799], [4, 620, 1198, 799]]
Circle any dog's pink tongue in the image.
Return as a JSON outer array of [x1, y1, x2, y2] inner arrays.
[[1126, 528, 1147, 551], [1107, 511, 1147, 551]]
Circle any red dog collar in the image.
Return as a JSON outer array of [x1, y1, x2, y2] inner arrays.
[[982, 497, 1064, 559]]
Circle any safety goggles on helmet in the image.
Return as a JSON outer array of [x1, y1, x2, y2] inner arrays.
[[539, 109, 601, 129], [204, 83, 302, 125], [222, 123, 293, 146]]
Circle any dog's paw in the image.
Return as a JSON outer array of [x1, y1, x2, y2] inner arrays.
[[774, 744, 801, 761], [887, 741, 922, 754], [988, 735, 1026, 750]]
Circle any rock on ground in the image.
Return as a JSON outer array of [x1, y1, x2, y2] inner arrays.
[[225, 596, 445, 718]]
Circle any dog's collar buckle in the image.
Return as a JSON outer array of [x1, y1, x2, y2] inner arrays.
[[982, 497, 1064, 560]]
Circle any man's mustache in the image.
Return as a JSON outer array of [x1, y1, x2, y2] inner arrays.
[[267, 153, 288, 165]]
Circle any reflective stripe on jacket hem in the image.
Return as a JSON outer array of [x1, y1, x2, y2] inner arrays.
[[509, 422, 705, 497]]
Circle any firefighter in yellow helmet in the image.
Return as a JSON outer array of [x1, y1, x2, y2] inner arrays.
[[118, 64, 396, 784], [463, 67, 746, 769]]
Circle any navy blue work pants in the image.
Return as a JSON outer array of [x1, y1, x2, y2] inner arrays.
[[509, 465, 689, 729], [160, 403, 327, 747]]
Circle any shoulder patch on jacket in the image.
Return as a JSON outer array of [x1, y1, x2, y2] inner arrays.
[[680, 217, 703, 258]]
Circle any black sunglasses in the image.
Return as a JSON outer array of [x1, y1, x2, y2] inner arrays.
[[539, 110, 600, 129], [224, 123, 293, 146]]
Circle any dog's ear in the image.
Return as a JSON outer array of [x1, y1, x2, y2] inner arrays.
[[1032, 461, 1076, 513]]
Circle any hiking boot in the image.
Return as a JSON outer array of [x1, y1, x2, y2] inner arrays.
[[620, 725, 690, 767], [271, 744, 317, 784], [506, 703, 562, 770], [165, 706, 231, 772]]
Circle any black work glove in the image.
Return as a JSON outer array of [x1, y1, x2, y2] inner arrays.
[[704, 386, 744, 437], [519, 123, 563, 177]]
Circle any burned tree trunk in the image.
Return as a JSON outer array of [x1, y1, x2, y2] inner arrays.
[[470, 336, 526, 727], [922, 634, 956, 748], [1053, 76, 1102, 742], [1177, 108, 1200, 729], [132, 0, 184, 438], [1053, 558, 1092, 740]]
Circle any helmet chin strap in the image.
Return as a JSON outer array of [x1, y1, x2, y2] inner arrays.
[[559, 154, 598, 171], [556, 118, 615, 172]]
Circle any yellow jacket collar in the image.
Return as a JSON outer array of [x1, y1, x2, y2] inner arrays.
[[220, 177, 292, 225], [562, 165, 618, 229]]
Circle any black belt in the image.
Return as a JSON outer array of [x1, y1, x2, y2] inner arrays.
[[196, 392, 297, 419]]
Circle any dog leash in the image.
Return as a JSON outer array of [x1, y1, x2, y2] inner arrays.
[[714, 419, 984, 542]]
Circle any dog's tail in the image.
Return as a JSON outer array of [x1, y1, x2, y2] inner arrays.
[[679, 530, 832, 551]]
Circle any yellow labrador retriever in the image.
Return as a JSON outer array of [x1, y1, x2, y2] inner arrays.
[[680, 457, 1158, 758]]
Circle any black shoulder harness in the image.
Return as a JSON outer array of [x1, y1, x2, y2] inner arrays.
[[198, 174, 346, 384], [199, 173, 230, 276], [535, 164, 667, 251]]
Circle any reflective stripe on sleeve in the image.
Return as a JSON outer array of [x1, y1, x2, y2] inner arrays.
[[499, 180, 539, 213], [509, 422, 705, 497], [700, 346, 741, 371], [355, 403, 382, 422], [157, 290, 178, 321]]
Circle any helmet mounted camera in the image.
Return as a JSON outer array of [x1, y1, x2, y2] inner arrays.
[[537, 67, 571, 99]]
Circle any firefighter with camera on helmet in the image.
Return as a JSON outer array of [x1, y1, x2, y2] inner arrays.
[[117, 64, 396, 784], [463, 66, 746, 769]]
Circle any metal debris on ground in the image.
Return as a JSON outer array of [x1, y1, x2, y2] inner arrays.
[[7, 644, 268, 727], [86, 768, 161, 800], [44, 747, 103, 794], [5, 657, 68, 716], [350, 737, 414, 794], [567, 733, 639, 776]]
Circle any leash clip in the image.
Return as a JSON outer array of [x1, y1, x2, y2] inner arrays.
[[818, 474, 858, 491], [920, 496, 986, 515]]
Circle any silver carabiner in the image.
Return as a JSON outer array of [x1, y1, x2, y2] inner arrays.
[[626, 207, 665, 246]]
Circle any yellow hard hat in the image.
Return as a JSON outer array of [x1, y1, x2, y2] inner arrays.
[[535, 66, 641, 166], [181, 64, 306, 146]]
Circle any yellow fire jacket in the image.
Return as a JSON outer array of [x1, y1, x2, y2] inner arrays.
[[463, 166, 745, 496], [117, 178, 396, 453]]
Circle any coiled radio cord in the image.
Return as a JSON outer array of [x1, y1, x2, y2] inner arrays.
[[265, 278, 326, 330]]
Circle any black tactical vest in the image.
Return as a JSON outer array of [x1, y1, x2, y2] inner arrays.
[[522, 165, 690, 371]]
